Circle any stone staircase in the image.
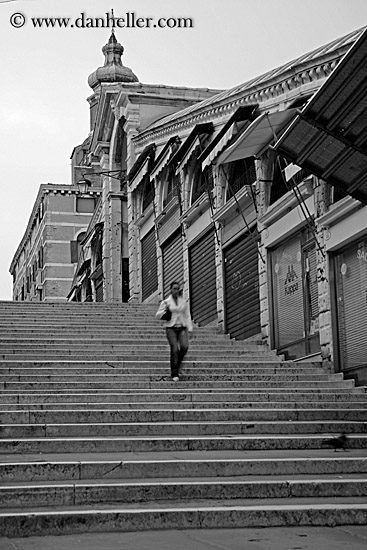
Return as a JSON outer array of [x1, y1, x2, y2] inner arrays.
[[0, 301, 366, 537]]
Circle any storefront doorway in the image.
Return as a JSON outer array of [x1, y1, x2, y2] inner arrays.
[[270, 229, 319, 359]]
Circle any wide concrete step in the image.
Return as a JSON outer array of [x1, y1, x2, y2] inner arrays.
[[1, 434, 367, 454], [1, 407, 365, 424], [2, 450, 366, 482], [0, 336, 258, 346], [0, 303, 158, 310], [0, 366, 328, 377], [0, 373, 339, 384], [0, 345, 277, 355], [0, 380, 354, 392], [0, 343, 271, 354], [0, 301, 158, 308], [0, 353, 282, 362], [0, 316, 167, 323], [0, 357, 284, 365], [0, 420, 365, 439], [2, 477, 367, 510], [0, 327, 227, 336], [0, 303, 158, 317], [0, 359, 319, 370], [1, 390, 365, 405], [0, 316, 176, 323], [0, 387, 361, 399], [2, 401, 366, 412], [0, 407, 365, 424], [0, 332, 256, 342], [0, 320, 214, 327], [1, 501, 367, 537]]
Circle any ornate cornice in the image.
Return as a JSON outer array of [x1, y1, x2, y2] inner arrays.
[[133, 53, 344, 150]]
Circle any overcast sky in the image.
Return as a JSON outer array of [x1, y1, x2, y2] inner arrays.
[[0, 0, 367, 301]]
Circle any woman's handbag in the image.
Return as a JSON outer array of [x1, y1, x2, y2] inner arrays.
[[161, 307, 172, 321]]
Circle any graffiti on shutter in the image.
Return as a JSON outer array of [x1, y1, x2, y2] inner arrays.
[[224, 230, 260, 339]]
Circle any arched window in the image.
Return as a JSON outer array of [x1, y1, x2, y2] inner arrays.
[[269, 156, 289, 205], [269, 156, 311, 205], [162, 166, 180, 208], [141, 176, 155, 212], [225, 158, 256, 202], [190, 165, 214, 205]]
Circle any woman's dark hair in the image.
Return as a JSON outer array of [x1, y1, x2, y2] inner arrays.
[[170, 281, 180, 289]]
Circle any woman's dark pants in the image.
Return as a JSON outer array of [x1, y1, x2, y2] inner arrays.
[[166, 327, 189, 378]]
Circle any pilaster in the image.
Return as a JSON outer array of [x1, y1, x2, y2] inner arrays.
[[124, 107, 141, 302], [214, 166, 226, 333], [256, 153, 274, 346], [314, 179, 333, 369]]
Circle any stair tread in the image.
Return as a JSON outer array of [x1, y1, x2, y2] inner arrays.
[[2, 498, 367, 516], [0, 433, 367, 445], [2, 473, 367, 488], [2, 448, 366, 463]]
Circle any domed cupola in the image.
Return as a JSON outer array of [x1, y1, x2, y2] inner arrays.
[[88, 31, 139, 89]]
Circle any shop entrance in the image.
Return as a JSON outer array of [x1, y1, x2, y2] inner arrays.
[[271, 229, 319, 359]]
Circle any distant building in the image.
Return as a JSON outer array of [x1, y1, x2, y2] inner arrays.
[[9, 184, 102, 302]]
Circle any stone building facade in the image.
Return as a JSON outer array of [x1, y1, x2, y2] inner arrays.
[[10, 184, 102, 302], [121, 26, 367, 385]]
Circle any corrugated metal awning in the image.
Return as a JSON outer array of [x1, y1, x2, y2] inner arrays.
[[150, 136, 180, 180], [216, 110, 297, 165], [199, 105, 258, 169], [272, 28, 367, 205], [170, 123, 213, 175], [129, 157, 150, 191], [128, 144, 156, 191]]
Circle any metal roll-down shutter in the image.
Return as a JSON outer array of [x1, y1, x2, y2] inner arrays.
[[335, 238, 367, 373], [224, 230, 260, 339], [188, 229, 217, 326], [141, 228, 158, 301], [162, 230, 184, 297]]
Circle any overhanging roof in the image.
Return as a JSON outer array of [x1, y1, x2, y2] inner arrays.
[[272, 28, 367, 205], [216, 109, 297, 165]]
